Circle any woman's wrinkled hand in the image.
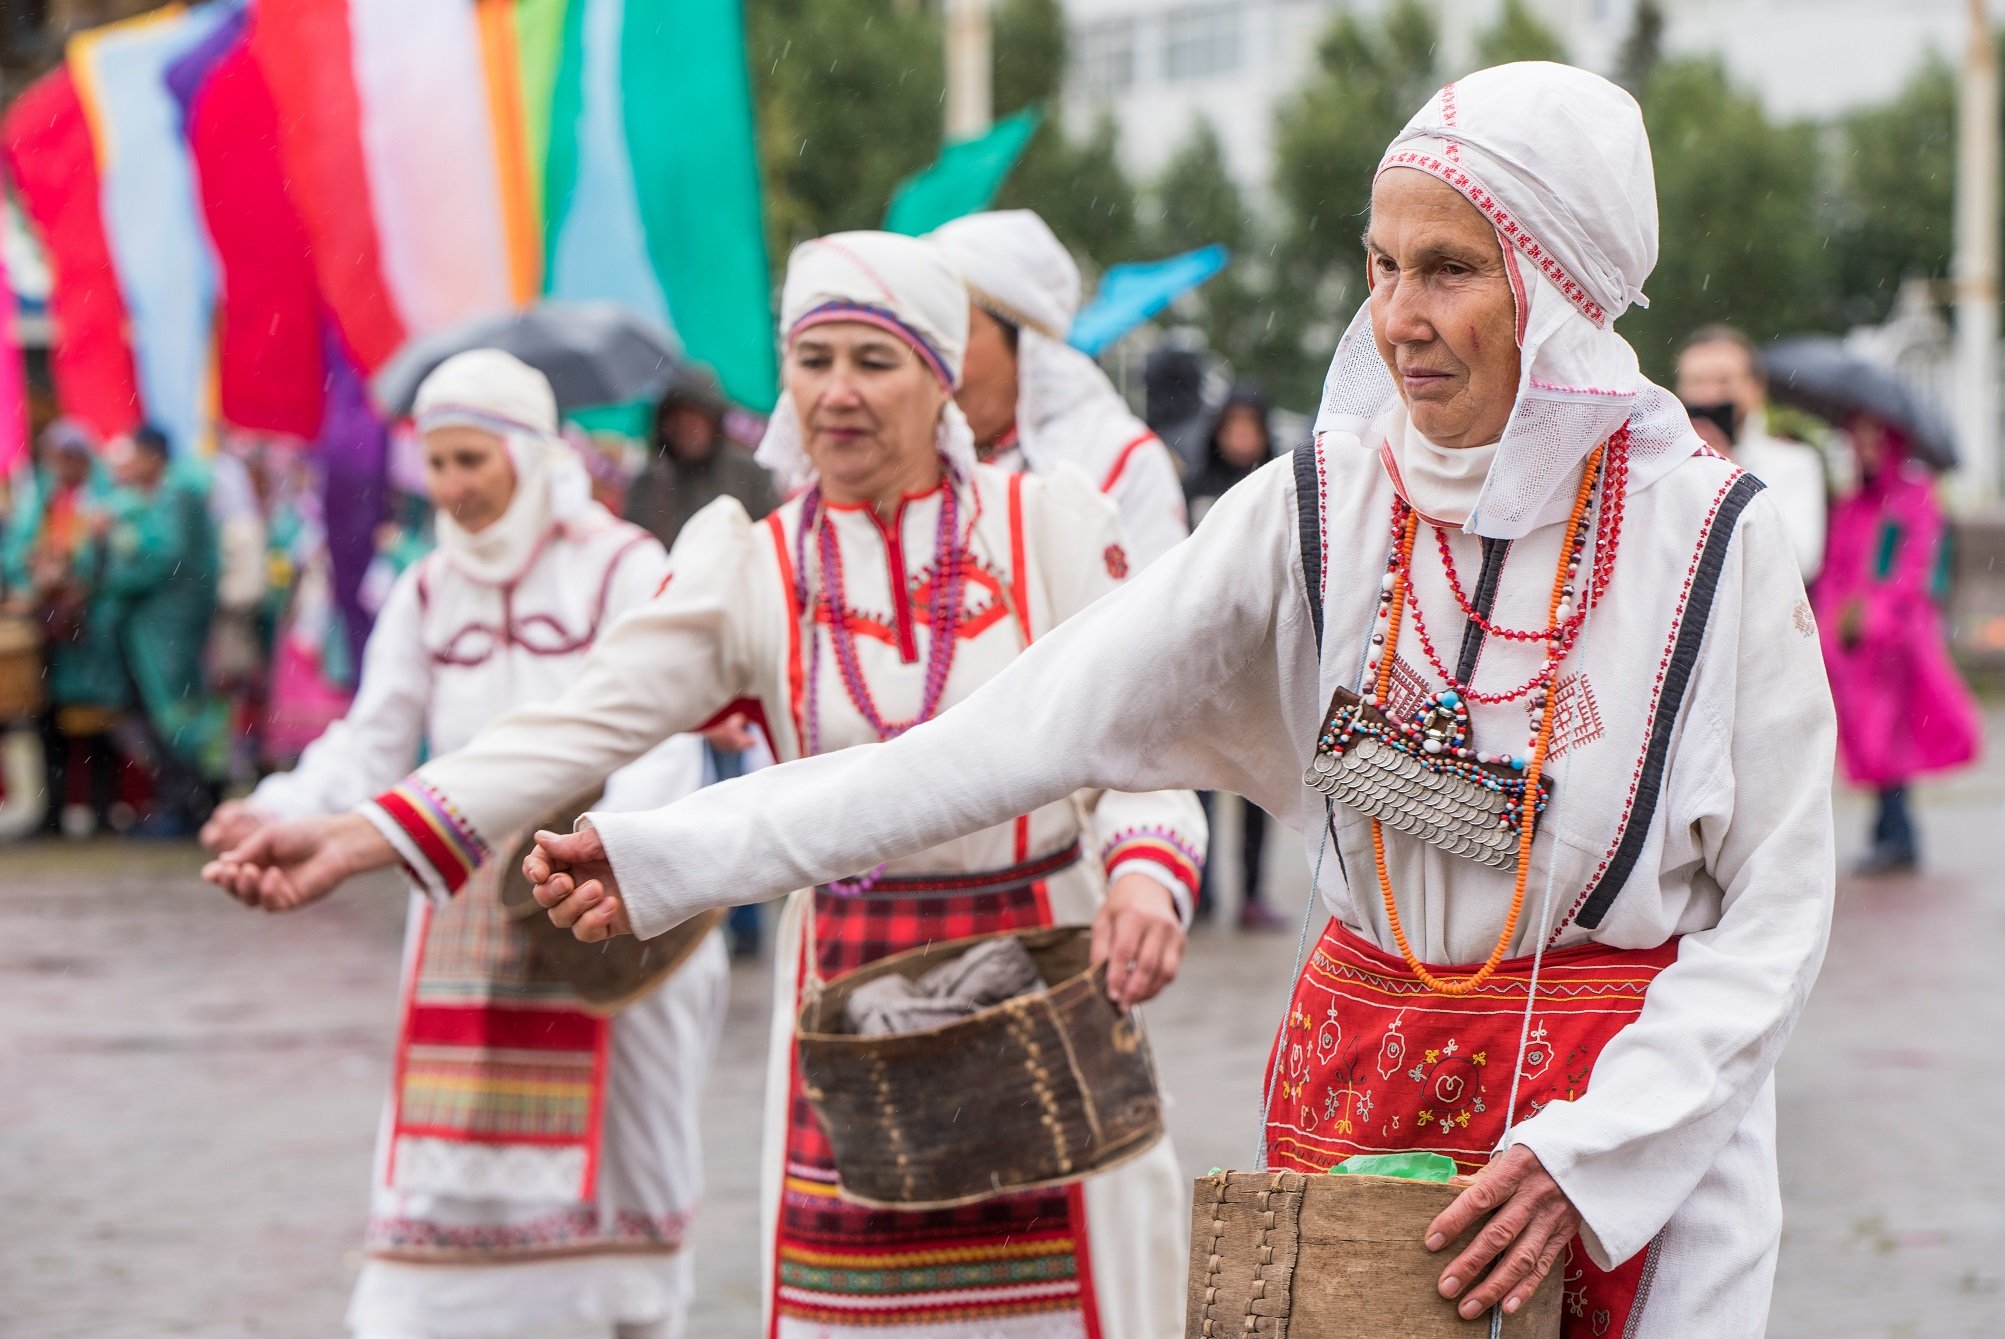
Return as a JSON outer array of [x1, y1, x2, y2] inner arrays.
[[526, 827, 633, 942], [1090, 873, 1186, 1007], [1427, 1144, 1580, 1321]]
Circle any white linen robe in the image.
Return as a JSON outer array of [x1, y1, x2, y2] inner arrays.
[[364, 464, 1207, 1338], [251, 518, 727, 1339], [992, 347, 1189, 568], [585, 430, 1837, 1338]]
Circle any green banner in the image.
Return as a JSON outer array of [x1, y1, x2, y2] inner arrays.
[[884, 108, 1041, 238], [622, 0, 777, 411]]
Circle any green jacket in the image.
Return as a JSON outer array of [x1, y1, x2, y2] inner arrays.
[[3, 465, 130, 709], [102, 465, 223, 768]]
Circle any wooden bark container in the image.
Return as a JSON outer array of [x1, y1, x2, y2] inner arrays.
[[1187, 1171, 1563, 1338], [0, 616, 45, 722], [796, 925, 1164, 1210]]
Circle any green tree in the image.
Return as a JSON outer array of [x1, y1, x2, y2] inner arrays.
[[992, 0, 1147, 265], [1621, 57, 1832, 374], [1000, 111, 1145, 265], [1146, 118, 1307, 396], [992, 0, 1066, 122], [1616, 0, 1666, 93], [1823, 54, 1956, 330], [1475, 0, 1566, 67], [1152, 119, 1249, 256], [746, 0, 943, 257]]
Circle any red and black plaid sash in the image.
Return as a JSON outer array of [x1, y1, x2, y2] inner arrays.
[[774, 842, 1096, 1331]]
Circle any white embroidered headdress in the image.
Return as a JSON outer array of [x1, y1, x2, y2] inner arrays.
[[1314, 61, 1703, 539], [755, 230, 977, 492]]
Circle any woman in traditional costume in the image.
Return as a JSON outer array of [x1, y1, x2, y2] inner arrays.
[[201, 350, 728, 1339], [931, 210, 1190, 566], [517, 66, 1835, 1337], [209, 234, 1206, 1338], [1812, 411, 1980, 873]]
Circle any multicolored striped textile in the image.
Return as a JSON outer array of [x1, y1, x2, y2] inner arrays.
[[374, 777, 490, 895], [388, 861, 610, 1211], [1100, 825, 1203, 898]]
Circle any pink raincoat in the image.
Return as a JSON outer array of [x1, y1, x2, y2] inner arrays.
[[1812, 446, 1980, 787]]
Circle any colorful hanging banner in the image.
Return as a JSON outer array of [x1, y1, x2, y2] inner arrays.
[[1069, 244, 1230, 357], [69, 1, 234, 457], [178, 13, 327, 439], [247, 0, 407, 372], [542, 0, 673, 331], [348, 0, 513, 336], [1, 67, 140, 439], [619, 0, 776, 411]]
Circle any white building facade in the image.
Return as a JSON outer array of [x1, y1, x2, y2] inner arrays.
[[1061, 0, 2005, 191]]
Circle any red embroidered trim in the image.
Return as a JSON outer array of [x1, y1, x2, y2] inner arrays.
[[368, 1206, 691, 1256], [1529, 377, 1630, 400], [1103, 544, 1129, 579], [1007, 471, 1033, 644], [1099, 431, 1160, 494], [425, 528, 655, 666], [1380, 149, 1609, 327], [767, 511, 806, 751]]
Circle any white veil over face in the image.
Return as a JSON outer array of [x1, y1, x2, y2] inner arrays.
[[753, 230, 977, 494], [1313, 61, 1704, 540]]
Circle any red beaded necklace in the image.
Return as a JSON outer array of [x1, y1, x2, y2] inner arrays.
[[1367, 430, 1629, 995]]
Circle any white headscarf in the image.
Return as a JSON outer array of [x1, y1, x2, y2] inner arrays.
[[755, 230, 977, 493], [928, 210, 1145, 476], [1313, 61, 1702, 540], [413, 348, 602, 584]]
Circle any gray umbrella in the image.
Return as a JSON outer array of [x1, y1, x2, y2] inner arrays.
[[1763, 335, 1957, 471], [370, 301, 684, 418]]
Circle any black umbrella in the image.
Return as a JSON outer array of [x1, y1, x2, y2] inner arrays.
[[371, 301, 683, 418], [1763, 335, 1958, 471]]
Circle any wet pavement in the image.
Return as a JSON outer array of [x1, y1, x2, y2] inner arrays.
[[4, 720, 2002, 1338]]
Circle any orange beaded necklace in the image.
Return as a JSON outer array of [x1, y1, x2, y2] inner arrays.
[[1370, 442, 1608, 996]]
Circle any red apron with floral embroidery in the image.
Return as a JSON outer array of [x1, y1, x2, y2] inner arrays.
[[1265, 919, 1680, 1337]]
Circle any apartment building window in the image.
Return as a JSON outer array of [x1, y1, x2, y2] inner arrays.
[[1164, 4, 1241, 82], [1074, 17, 1140, 97]]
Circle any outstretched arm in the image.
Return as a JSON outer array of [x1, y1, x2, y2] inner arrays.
[[207, 502, 761, 907], [544, 456, 1316, 945]]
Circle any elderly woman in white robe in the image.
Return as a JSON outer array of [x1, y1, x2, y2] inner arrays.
[[931, 210, 1190, 567], [208, 234, 1208, 1339], [521, 65, 1835, 1337], [201, 350, 728, 1339]]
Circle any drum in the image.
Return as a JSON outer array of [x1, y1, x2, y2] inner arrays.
[[0, 615, 45, 723], [795, 924, 1164, 1210]]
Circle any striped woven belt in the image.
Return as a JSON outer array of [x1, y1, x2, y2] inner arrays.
[[819, 840, 1084, 899]]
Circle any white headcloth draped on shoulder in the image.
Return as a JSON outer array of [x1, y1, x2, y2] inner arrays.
[[413, 348, 605, 584], [1314, 61, 1703, 540], [755, 230, 976, 492], [929, 209, 1141, 474]]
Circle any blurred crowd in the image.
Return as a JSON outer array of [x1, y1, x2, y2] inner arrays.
[[1, 416, 365, 838]]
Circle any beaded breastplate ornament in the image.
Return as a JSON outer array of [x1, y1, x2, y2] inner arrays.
[[1303, 428, 1630, 996], [1306, 685, 1551, 871]]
